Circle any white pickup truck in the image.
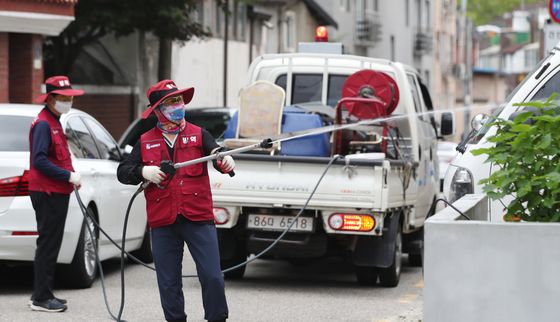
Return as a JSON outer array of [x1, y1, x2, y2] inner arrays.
[[210, 44, 454, 287]]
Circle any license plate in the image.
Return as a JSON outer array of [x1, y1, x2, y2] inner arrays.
[[247, 214, 314, 232]]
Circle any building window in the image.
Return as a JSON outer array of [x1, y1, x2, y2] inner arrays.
[[232, 0, 246, 41], [425, 0, 430, 29], [374, 0, 379, 11], [340, 0, 350, 12], [416, 0, 422, 29], [282, 11, 296, 52], [391, 35, 395, 61], [215, 1, 224, 38], [405, 0, 409, 27], [194, 0, 204, 25]]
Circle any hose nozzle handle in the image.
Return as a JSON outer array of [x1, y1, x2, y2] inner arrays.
[[260, 138, 273, 149], [160, 160, 176, 175]]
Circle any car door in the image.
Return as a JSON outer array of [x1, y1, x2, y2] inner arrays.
[[407, 74, 436, 221], [81, 116, 147, 243]]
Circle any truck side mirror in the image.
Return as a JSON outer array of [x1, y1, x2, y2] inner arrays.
[[470, 113, 490, 131], [440, 112, 455, 137]]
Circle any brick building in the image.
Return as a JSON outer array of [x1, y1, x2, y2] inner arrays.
[[0, 0, 77, 103]]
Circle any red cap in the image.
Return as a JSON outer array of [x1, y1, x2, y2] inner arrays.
[[34, 76, 84, 104], [142, 80, 194, 119]]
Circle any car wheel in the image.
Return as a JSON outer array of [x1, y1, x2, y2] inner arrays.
[[62, 215, 98, 288], [355, 266, 378, 286], [378, 224, 402, 287], [129, 228, 153, 264]]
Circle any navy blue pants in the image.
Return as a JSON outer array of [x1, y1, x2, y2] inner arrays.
[[151, 215, 228, 322]]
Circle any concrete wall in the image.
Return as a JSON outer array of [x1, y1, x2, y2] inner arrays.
[[425, 195, 560, 322]]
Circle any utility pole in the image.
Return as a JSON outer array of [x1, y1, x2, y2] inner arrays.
[[223, 0, 229, 107], [459, 0, 471, 139]]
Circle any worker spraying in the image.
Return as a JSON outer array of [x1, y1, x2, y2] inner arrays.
[[117, 80, 233, 322]]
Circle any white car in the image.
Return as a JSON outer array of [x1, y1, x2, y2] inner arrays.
[[0, 104, 150, 288], [436, 141, 458, 192], [443, 44, 560, 221]]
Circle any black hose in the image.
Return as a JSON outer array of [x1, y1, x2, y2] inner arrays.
[[72, 155, 341, 320]]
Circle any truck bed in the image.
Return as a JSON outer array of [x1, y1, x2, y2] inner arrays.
[[209, 154, 417, 211]]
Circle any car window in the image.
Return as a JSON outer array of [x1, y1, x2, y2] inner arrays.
[[0, 115, 33, 151], [186, 110, 231, 139], [65, 117, 101, 159], [327, 75, 348, 108], [82, 117, 121, 161], [275, 74, 324, 105], [531, 68, 560, 102], [407, 74, 422, 115]]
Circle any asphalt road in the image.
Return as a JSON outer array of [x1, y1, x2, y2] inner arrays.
[[0, 254, 423, 322]]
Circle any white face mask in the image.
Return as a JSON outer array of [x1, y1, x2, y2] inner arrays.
[[54, 100, 72, 114]]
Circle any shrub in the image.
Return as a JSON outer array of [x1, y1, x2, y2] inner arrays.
[[471, 96, 560, 222]]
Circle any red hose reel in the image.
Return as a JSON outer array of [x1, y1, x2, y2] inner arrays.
[[340, 69, 400, 119], [333, 69, 401, 155]]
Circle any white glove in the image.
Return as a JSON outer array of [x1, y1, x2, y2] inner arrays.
[[217, 155, 235, 173], [142, 166, 166, 184], [69, 172, 82, 187]]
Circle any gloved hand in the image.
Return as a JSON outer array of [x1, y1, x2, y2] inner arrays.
[[69, 172, 82, 187], [142, 166, 166, 184], [217, 155, 235, 173]]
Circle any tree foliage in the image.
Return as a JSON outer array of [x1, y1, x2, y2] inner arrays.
[[472, 96, 560, 222], [467, 0, 543, 26], [45, 0, 210, 75]]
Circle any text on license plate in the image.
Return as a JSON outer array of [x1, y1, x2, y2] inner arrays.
[[247, 214, 313, 232]]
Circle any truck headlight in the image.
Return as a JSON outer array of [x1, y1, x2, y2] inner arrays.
[[448, 167, 474, 203]]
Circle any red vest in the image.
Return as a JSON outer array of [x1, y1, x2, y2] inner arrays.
[[28, 108, 74, 194], [140, 123, 214, 228]]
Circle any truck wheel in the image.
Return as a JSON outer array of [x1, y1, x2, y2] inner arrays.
[[378, 225, 402, 287], [221, 250, 246, 280], [61, 215, 98, 288], [355, 266, 378, 286], [129, 228, 153, 264]]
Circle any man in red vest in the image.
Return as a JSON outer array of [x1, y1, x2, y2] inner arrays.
[[28, 76, 84, 312], [117, 80, 233, 322]]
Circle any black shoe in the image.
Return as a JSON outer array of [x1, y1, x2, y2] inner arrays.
[[208, 319, 226, 322], [29, 297, 66, 306], [29, 298, 67, 312]]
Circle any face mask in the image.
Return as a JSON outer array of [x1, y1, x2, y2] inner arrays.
[[159, 103, 185, 123], [54, 100, 72, 114]]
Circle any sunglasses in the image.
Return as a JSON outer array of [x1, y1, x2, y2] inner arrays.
[[161, 96, 184, 106]]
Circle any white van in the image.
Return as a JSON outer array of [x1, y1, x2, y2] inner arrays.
[[443, 44, 560, 221]]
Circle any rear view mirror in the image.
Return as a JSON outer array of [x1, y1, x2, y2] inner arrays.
[[470, 113, 490, 131], [440, 112, 455, 137]]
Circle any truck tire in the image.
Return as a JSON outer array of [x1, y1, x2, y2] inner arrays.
[[221, 249, 246, 280], [219, 230, 247, 280], [129, 228, 153, 264], [61, 215, 98, 288], [378, 224, 402, 287], [355, 266, 378, 286]]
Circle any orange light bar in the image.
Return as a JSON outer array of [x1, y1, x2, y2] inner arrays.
[[315, 26, 328, 42], [328, 214, 375, 232]]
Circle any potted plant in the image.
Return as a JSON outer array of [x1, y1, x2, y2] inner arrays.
[[471, 95, 560, 221]]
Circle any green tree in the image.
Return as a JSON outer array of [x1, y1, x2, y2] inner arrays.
[[467, 0, 543, 26], [44, 0, 209, 79]]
